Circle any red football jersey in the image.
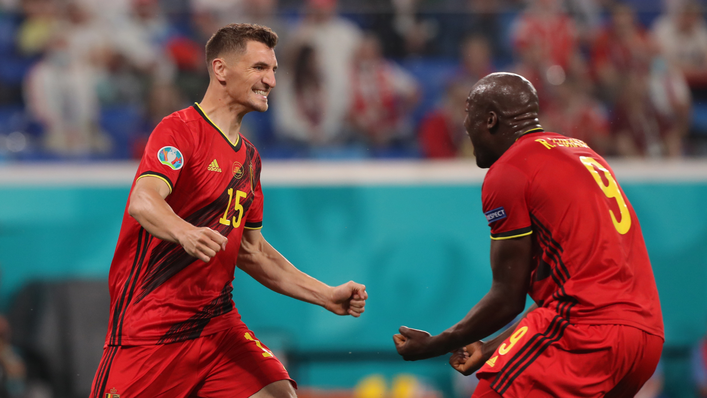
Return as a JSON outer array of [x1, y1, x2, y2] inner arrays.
[[482, 130, 663, 338], [105, 104, 264, 346]]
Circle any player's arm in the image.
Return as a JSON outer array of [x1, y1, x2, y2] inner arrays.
[[237, 228, 367, 317], [394, 235, 533, 361], [449, 302, 538, 375], [128, 176, 227, 262]]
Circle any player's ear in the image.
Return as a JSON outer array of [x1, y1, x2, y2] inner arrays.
[[212, 58, 228, 84], [487, 111, 498, 131]]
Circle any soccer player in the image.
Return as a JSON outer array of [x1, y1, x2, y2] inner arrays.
[[90, 24, 368, 398], [393, 73, 663, 397]]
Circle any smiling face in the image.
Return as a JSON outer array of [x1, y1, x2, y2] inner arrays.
[[219, 40, 278, 113]]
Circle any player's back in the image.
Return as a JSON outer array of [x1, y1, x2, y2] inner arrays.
[[483, 131, 663, 338]]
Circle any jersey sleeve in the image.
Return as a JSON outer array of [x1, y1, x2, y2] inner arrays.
[[245, 151, 263, 230], [482, 163, 532, 240], [135, 118, 193, 193]]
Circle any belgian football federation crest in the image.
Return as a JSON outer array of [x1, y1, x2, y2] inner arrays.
[[105, 388, 120, 398], [158, 146, 184, 170], [232, 161, 244, 179]]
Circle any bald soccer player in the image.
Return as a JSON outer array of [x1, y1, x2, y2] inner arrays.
[[393, 73, 663, 397]]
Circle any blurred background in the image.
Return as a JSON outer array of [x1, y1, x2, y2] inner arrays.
[[0, 0, 706, 397]]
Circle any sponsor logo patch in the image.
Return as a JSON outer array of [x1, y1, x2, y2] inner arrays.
[[157, 146, 184, 170], [207, 159, 222, 172], [485, 207, 507, 223]]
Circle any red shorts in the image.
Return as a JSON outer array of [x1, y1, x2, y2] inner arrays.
[[473, 307, 663, 398], [90, 324, 295, 398]]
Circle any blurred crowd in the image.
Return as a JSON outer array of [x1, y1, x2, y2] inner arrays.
[[0, 0, 706, 160]]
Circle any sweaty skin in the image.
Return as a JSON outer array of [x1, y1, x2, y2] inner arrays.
[[464, 73, 543, 168], [393, 73, 541, 368]]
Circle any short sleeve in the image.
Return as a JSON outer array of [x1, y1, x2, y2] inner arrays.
[[482, 163, 532, 240], [244, 152, 263, 229], [135, 118, 193, 193]]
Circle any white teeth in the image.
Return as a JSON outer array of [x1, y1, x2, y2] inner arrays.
[[254, 90, 268, 96]]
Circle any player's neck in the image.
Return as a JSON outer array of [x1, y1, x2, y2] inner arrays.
[[199, 91, 246, 143]]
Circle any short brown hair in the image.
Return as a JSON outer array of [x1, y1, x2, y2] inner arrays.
[[205, 23, 278, 66]]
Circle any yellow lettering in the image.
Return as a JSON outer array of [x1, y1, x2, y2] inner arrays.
[[219, 188, 248, 228], [535, 139, 555, 150], [499, 326, 528, 355], [244, 332, 274, 357], [232, 190, 247, 228], [579, 156, 631, 234], [219, 188, 234, 226]]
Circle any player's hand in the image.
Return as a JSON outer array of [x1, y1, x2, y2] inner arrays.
[[393, 326, 440, 361], [326, 281, 367, 317], [449, 341, 485, 376], [178, 226, 228, 263]]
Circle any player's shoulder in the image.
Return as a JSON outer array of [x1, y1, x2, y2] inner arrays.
[[240, 134, 261, 157], [154, 106, 199, 132]]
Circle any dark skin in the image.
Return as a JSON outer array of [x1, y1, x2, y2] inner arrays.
[[393, 73, 543, 372]]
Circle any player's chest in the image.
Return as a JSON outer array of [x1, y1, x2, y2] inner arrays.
[[183, 147, 255, 202]]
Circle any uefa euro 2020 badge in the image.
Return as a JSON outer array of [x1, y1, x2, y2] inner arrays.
[[105, 388, 120, 398], [158, 146, 184, 170]]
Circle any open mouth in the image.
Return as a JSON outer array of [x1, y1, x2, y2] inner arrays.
[[253, 89, 268, 99]]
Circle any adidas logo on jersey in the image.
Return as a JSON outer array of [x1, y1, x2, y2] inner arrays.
[[208, 159, 222, 172], [485, 355, 498, 368]]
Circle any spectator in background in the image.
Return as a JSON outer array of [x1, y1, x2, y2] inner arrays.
[[165, 8, 217, 102], [653, 1, 707, 88], [511, 0, 578, 71], [564, 0, 602, 46], [543, 75, 611, 155], [452, 35, 495, 90], [16, 0, 59, 56], [591, 3, 653, 104], [111, 0, 176, 84], [418, 82, 471, 159], [189, 0, 242, 28], [24, 34, 109, 155], [273, 44, 330, 147], [130, 82, 185, 159], [347, 33, 420, 151], [452, 0, 506, 60], [510, 0, 582, 109], [287, 0, 362, 144], [611, 72, 682, 157], [418, 34, 494, 159], [693, 327, 707, 397], [241, 0, 289, 54]]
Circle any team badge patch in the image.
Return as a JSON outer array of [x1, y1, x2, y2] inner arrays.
[[233, 161, 244, 179], [157, 146, 184, 170], [105, 388, 120, 398], [485, 207, 507, 223]]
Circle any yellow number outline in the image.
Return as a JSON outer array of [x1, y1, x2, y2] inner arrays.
[[498, 326, 528, 356], [219, 188, 247, 228], [244, 332, 273, 357], [579, 156, 631, 235]]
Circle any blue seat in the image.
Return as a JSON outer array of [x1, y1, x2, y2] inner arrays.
[[99, 105, 144, 159], [690, 101, 707, 135]]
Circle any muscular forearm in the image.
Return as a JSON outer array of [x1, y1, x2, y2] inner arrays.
[[434, 287, 527, 355], [237, 240, 333, 307], [479, 303, 538, 358], [128, 187, 192, 243]]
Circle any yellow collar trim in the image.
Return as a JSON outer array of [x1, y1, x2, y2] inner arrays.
[[194, 102, 240, 147], [515, 127, 544, 142]]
